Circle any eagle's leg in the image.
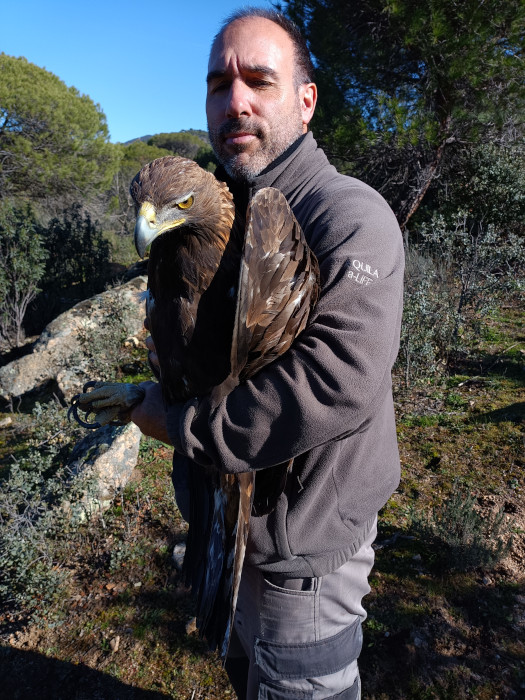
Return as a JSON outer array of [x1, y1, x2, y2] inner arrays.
[[68, 380, 146, 429]]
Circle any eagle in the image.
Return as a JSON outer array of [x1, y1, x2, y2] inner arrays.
[[69, 156, 319, 657]]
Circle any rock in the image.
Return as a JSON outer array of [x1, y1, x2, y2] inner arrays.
[[109, 636, 120, 653], [173, 543, 187, 571], [0, 416, 12, 428], [67, 422, 142, 516], [0, 276, 147, 403], [185, 617, 198, 635], [410, 630, 428, 649]]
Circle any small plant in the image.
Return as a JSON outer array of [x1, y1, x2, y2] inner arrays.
[[396, 247, 458, 385], [0, 400, 97, 618], [397, 211, 524, 386], [74, 287, 137, 382], [410, 483, 513, 572], [444, 392, 469, 409]]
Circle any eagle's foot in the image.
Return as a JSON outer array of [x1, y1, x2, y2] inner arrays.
[[68, 380, 146, 429]]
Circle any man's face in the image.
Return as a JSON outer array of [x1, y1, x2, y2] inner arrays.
[[206, 17, 315, 181]]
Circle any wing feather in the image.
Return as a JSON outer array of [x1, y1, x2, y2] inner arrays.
[[232, 187, 319, 382]]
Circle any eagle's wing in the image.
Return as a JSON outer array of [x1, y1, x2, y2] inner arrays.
[[194, 188, 320, 658], [234, 187, 319, 516], [232, 187, 319, 380]]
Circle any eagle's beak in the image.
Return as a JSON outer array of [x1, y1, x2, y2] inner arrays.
[[134, 202, 185, 258], [134, 213, 157, 259]]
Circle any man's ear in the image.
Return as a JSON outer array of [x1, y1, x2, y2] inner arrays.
[[300, 82, 317, 131]]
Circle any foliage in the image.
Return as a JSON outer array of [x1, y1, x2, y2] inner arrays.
[[0, 400, 93, 617], [396, 248, 456, 384], [147, 131, 217, 172], [417, 213, 523, 320], [74, 287, 139, 382], [410, 483, 513, 571], [41, 203, 111, 295], [0, 54, 118, 201], [194, 144, 218, 172], [148, 130, 209, 160], [397, 209, 524, 383], [280, 0, 525, 225], [432, 140, 525, 234], [0, 200, 48, 348]]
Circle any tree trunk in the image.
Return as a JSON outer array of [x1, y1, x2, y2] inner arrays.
[[399, 133, 453, 230]]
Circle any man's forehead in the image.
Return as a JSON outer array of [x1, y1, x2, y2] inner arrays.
[[208, 17, 295, 75]]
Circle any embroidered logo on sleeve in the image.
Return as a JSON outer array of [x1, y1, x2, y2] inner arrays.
[[347, 259, 379, 286]]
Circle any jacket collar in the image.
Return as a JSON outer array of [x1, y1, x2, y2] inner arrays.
[[214, 132, 324, 209]]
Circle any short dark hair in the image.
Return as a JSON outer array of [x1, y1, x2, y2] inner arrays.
[[213, 7, 315, 86]]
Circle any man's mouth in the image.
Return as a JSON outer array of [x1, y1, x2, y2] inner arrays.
[[224, 132, 257, 146], [217, 120, 263, 149]]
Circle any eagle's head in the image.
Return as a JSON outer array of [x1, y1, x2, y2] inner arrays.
[[130, 156, 235, 258]]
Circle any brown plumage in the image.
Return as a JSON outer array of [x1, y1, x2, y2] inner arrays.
[[74, 155, 319, 658]]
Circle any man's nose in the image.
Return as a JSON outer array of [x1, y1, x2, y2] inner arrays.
[[226, 80, 252, 118]]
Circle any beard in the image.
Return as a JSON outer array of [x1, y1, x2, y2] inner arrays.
[[208, 107, 304, 181]]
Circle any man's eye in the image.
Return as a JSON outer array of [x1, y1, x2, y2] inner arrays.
[[177, 196, 194, 210], [210, 82, 229, 94], [249, 78, 271, 88]]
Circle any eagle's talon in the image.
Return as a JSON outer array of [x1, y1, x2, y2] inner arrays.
[[68, 381, 146, 429], [67, 396, 102, 429], [82, 380, 99, 394]]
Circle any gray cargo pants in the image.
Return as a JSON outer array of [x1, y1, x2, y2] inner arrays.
[[225, 519, 377, 699]]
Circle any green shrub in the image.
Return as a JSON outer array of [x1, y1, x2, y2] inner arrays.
[[410, 483, 513, 572], [42, 202, 111, 293], [74, 287, 138, 382], [397, 212, 524, 385], [397, 247, 458, 384], [0, 400, 95, 617]]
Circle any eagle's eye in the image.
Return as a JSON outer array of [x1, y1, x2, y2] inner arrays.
[[177, 195, 194, 210]]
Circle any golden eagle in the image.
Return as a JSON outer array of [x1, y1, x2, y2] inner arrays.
[[70, 156, 319, 657]]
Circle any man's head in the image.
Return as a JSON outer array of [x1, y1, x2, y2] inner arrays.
[[206, 8, 317, 181]]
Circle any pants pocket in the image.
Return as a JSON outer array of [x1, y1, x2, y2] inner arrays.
[[258, 673, 360, 700], [254, 617, 362, 681]]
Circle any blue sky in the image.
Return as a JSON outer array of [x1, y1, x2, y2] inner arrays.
[[1, 0, 274, 143]]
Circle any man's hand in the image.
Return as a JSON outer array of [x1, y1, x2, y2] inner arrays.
[[69, 381, 145, 429], [130, 380, 173, 445]]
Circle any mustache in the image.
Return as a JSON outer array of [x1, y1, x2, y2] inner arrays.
[[217, 119, 264, 139]]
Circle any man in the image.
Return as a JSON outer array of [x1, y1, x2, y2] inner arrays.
[[131, 8, 404, 699]]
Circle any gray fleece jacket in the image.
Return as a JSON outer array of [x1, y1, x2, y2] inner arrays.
[[166, 132, 404, 577]]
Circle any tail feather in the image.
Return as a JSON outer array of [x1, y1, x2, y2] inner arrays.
[[196, 485, 228, 635], [189, 471, 254, 657], [183, 464, 213, 594]]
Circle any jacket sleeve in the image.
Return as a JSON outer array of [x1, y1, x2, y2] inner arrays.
[[166, 180, 404, 474]]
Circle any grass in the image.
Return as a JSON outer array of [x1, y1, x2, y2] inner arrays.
[[0, 299, 523, 698]]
